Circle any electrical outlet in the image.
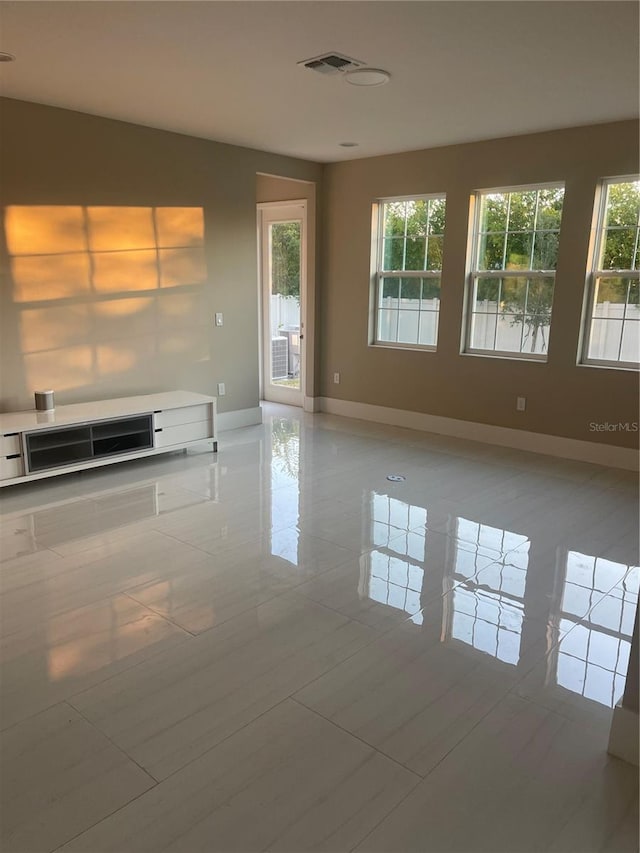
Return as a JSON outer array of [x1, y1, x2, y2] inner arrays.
[[218, 382, 226, 396], [333, 372, 340, 384], [516, 396, 526, 412], [215, 313, 224, 326]]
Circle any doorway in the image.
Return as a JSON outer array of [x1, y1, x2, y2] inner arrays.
[[259, 202, 307, 406]]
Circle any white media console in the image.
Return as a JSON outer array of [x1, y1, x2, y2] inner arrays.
[[0, 391, 217, 487]]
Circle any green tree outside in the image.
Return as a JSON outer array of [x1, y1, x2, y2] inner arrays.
[[382, 198, 446, 301], [271, 222, 301, 298], [595, 181, 640, 310]]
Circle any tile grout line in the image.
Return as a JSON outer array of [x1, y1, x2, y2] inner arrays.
[[66, 699, 161, 786], [289, 696, 424, 781], [43, 701, 162, 853], [121, 591, 198, 638]]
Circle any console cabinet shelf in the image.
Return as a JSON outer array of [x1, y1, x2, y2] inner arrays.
[[0, 391, 217, 486]]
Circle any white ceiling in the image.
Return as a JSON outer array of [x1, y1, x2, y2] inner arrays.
[[1, 1, 638, 163]]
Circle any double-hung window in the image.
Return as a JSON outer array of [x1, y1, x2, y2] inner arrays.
[[466, 184, 565, 359], [582, 178, 640, 368], [374, 195, 446, 349]]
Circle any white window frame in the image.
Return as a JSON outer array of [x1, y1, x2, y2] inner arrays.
[[371, 193, 446, 352], [464, 182, 565, 362], [581, 176, 640, 370]]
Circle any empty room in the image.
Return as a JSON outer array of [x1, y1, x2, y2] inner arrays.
[[0, 2, 638, 852]]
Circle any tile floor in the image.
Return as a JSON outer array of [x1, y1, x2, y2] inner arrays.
[[0, 403, 638, 852]]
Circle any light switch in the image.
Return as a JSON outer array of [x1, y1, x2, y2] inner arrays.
[[215, 313, 224, 326]]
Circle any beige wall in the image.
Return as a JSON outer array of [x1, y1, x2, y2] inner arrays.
[[256, 174, 320, 397], [0, 98, 322, 414], [321, 121, 639, 448]]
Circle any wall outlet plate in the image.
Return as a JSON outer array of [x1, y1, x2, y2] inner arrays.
[[218, 382, 226, 396]]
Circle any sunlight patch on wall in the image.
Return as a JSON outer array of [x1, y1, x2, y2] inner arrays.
[[3, 204, 208, 397], [24, 345, 94, 391], [12, 253, 92, 302], [159, 330, 209, 361], [92, 249, 159, 292], [87, 206, 156, 251], [5, 205, 86, 254], [157, 291, 208, 327], [97, 341, 153, 376], [20, 304, 91, 352], [93, 298, 156, 340], [156, 206, 204, 247], [5, 204, 206, 302], [159, 247, 207, 287]]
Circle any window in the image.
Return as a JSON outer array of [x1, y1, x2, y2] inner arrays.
[[374, 195, 446, 349], [466, 184, 565, 359], [582, 178, 640, 368]]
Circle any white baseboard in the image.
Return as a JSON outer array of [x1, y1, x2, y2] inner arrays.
[[608, 704, 639, 766], [217, 406, 263, 432], [304, 396, 321, 413], [319, 397, 639, 471]]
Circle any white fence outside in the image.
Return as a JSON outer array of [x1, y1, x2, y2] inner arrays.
[[275, 294, 638, 362], [471, 301, 639, 358], [378, 297, 440, 346], [271, 294, 300, 337], [588, 301, 639, 362]]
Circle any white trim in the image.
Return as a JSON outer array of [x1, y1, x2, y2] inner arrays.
[[319, 397, 639, 471], [376, 192, 447, 203], [608, 704, 639, 766], [256, 199, 307, 211], [303, 396, 321, 413], [217, 407, 263, 432], [475, 180, 565, 195]]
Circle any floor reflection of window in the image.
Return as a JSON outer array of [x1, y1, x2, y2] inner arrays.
[[372, 494, 427, 550], [454, 517, 528, 579], [269, 418, 301, 565], [364, 495, 429, 623], [270, 527, 299, 566], [561, 551, 628, 617], [450, 587, 524, 665], [270, 417, 300, 489], [448, 518, 529, 665], [364, 550, 424, 622], [554, 553, 637, 707]]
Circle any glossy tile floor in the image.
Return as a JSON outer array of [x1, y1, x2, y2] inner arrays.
[[1, 404, 638, 853]]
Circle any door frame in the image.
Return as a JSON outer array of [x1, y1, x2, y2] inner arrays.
[[257, 200, 308, 406]]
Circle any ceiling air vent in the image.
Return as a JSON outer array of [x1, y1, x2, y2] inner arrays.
[[298, 52, 365, 76]]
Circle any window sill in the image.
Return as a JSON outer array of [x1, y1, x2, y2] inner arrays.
[[369, 342, 437, 354], [578, 361, 640, 373], [462, 350, 547, 364]]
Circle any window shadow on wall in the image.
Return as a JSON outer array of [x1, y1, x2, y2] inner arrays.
[[3, 205, 209, 401]]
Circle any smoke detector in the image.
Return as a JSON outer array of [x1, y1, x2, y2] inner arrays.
[[298, 52, 365, 76]]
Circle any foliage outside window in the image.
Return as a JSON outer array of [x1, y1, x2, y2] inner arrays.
[[270, 222, 300, 298], [375, 196, 446, 349], [466, 185, 565, 358], [583, 179, 640, 368]]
